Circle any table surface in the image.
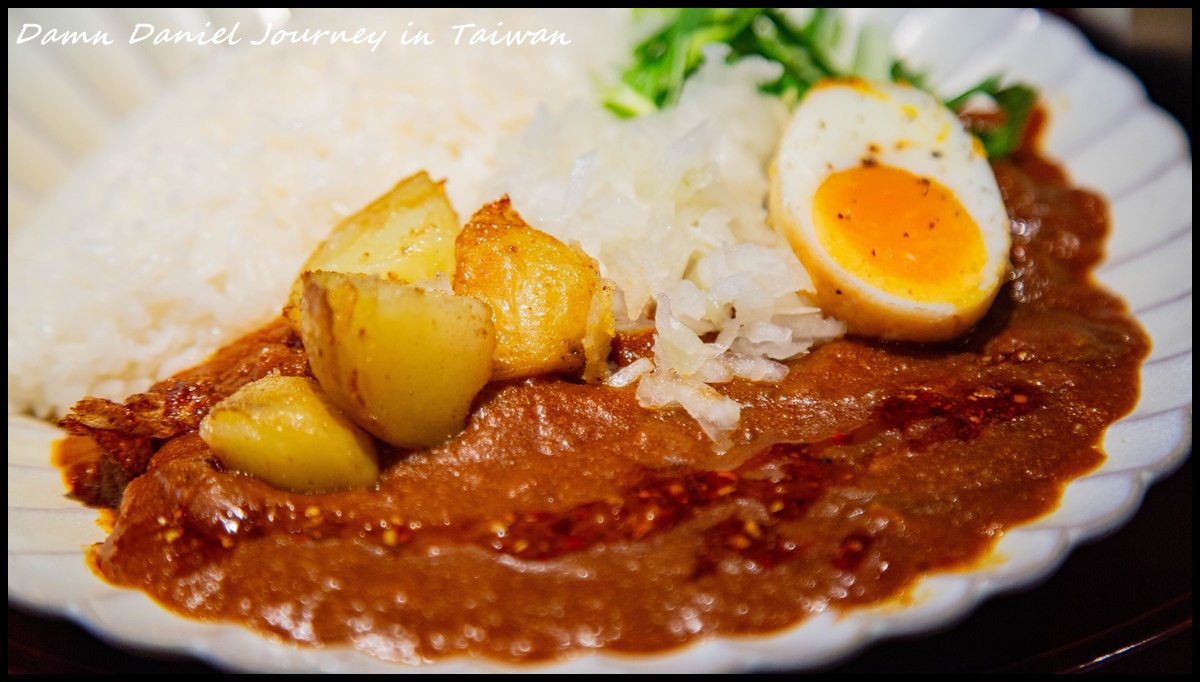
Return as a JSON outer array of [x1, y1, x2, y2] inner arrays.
[[8, 12, 1192, 675]]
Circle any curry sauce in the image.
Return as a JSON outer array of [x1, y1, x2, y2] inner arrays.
[[56, 139, 1149, 663]]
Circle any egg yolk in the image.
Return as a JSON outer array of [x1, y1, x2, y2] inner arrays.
[[812, 164, 986, 304]]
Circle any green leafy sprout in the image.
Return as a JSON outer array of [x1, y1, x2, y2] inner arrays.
[[602, 8, 1036, 159]]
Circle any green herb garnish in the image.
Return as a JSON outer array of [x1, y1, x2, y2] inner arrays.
[[946, 77, 1038, 158], [603, 8, 1036, 159]]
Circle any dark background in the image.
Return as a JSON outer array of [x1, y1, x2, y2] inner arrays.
[[8, 9, 1192, 674]]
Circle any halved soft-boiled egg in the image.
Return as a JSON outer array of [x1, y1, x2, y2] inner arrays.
[[769, 78, 1011, 342]]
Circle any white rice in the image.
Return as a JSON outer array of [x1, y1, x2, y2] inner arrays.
[[8, 9, 626, 417], [8, 9, 845, 443]]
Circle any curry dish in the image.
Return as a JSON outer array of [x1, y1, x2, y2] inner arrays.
[[56, 117, 1148, 663]]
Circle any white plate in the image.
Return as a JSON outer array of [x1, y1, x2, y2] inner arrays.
[[7, 8, 1192, 673]]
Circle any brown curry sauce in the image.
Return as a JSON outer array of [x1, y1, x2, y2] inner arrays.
[[55, 118, 1149, 664]]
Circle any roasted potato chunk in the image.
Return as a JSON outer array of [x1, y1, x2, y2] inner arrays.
[[300, 271, 495, 449], [453, 198, 614, 382], [284, 171, 460, 326], [199, 375, 380, 493]]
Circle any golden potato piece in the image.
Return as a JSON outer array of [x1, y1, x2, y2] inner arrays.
[[453, 198, 613, 382], [300, 271, 495, 449], [581, 279, 616, 384], [199, 375, 380, 493], [284, 171, 460, 326]]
